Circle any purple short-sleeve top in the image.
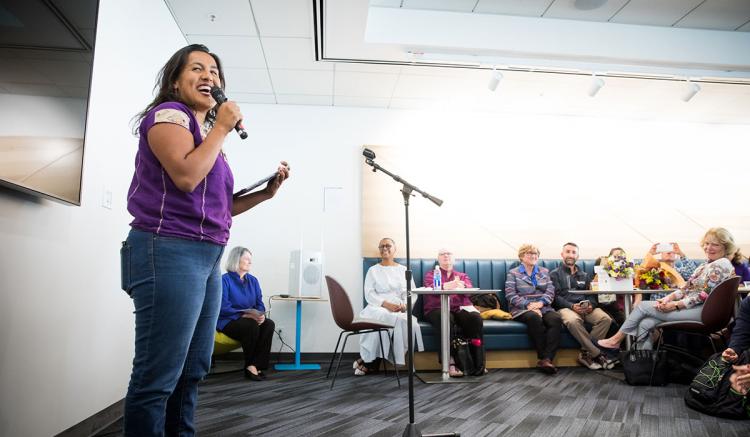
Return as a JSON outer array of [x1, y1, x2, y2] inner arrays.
[[126, 101, 234, 245]]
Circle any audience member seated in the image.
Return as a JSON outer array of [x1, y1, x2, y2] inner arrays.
[[732, 257, 750, 283], [635, 243, 688, 302], [550, 242, 613, 370], [670, 242, 702, 280], [216, 247, 275, 381], [593, 247, 629, 326], [354, 238, 424, 376], [423, 248, 484, 378], [596, 227, 737, 352], [506, 244, 562, 374], [723, 295, 750, 398]]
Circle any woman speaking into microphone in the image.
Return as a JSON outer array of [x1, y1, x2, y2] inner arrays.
[[120, 44, 289, 436]]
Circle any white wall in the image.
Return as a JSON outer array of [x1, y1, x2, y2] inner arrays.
[[0, 0, 187, 435]]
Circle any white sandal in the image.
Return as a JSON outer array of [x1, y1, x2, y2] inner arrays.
[[353, 358, 368, 376], [449, 364, 464, 378]]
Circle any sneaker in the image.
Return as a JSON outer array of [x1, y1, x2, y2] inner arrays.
[[578, 351, 602, 370], [594, 354, 615, 370]]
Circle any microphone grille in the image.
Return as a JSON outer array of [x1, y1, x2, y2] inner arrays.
[[209, 86, 227, 103]]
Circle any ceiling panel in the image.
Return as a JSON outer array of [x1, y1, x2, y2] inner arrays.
[[261, 37, 331, 70], [233, 93, 277, 104], [474, 0, 555, 17], [401, 0, 478, 12], [543, 0, 630, 22], [610, 0, 704, 27], [393, 73, 489, 99], [269, 69, 334, 95], [166, 0, 257, 36], [276, 94, 333, 105], [334, 71, 399, 97], [676, 0, 750, 30], [334, 63, 402, 74], [333, 96, 391, 108], [251, 0, 312, 37], [224, 68, 273, 94], [186, 35, 266, 69]]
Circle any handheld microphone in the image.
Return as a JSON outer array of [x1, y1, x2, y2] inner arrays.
[[209, 86, 248, 139]]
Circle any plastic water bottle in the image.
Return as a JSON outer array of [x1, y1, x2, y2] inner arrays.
[[433, 265, 442, 290]]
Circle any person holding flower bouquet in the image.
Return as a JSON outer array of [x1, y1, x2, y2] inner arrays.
[[633, 246, 687, 306], [593, 248, 631, 326], [596, 228, 737, 351]]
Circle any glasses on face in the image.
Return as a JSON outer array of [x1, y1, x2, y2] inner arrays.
[[438, 252, 452, 257], [524, 252, 539, 257], [378, 244, 393, 250]]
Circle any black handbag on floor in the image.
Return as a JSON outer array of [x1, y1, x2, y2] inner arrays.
[[620, 347, 669, 386], [451, 338, 475, 375], [468, 342, 486, 376]]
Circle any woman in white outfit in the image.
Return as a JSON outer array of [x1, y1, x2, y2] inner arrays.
[[354, 238, 424, 375]]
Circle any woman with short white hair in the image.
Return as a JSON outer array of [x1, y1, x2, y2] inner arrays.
[[217, 246, 275, 381]]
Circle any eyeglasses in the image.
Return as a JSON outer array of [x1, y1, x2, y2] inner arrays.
[[378, 244, 393, 249], [524, 252, 539, 257], [438, 252, 452, 256]]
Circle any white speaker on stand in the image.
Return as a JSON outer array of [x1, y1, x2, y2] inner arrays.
[[289, 250, 323, 298]]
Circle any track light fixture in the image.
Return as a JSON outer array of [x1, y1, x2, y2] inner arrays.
[[681, 80, 701, 102], [588, 74, 605, 97], [488, 69, 503, 91]]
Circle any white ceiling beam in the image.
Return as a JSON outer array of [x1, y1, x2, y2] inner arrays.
[[365, 6, 750, 79]]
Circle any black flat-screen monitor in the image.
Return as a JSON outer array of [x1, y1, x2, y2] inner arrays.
[[0, 0, 99, 205]]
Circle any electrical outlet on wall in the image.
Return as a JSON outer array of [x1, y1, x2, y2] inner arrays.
[[101, 187, 112, 209]]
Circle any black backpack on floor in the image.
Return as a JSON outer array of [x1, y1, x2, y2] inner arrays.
[[684, 351, 750, 420]]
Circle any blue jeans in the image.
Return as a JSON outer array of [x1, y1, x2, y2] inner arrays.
[[619, 300, 703, 349], [122, 229, 224, 437]]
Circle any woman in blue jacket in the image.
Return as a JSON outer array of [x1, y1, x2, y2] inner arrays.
[[505, 244, 562, 374], [217, 246, 275, 381]]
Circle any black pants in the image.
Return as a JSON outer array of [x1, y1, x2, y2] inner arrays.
[[425, 310, 483, 361], [516, 310, 562, 360], [221, 317, 275, 370]]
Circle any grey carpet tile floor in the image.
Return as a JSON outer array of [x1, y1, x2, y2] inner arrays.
[[97, 366, 750, 436]]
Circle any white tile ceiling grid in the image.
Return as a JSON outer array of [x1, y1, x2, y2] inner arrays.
[[162, 0, 750, 124]]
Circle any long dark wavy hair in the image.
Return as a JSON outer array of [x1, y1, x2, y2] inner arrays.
[[132, 44, 226, 135]]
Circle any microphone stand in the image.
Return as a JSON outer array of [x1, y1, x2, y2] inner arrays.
[[363, 150, 456, 437]]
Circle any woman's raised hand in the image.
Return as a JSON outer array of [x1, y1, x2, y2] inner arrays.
[[215, 100, 243, 134], [264, 161, 290, 197]]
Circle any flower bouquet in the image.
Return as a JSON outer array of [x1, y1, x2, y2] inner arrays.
[[604, 255, 635, 279], [637, 268, 671, 290], [601, 254, 635, 291]]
